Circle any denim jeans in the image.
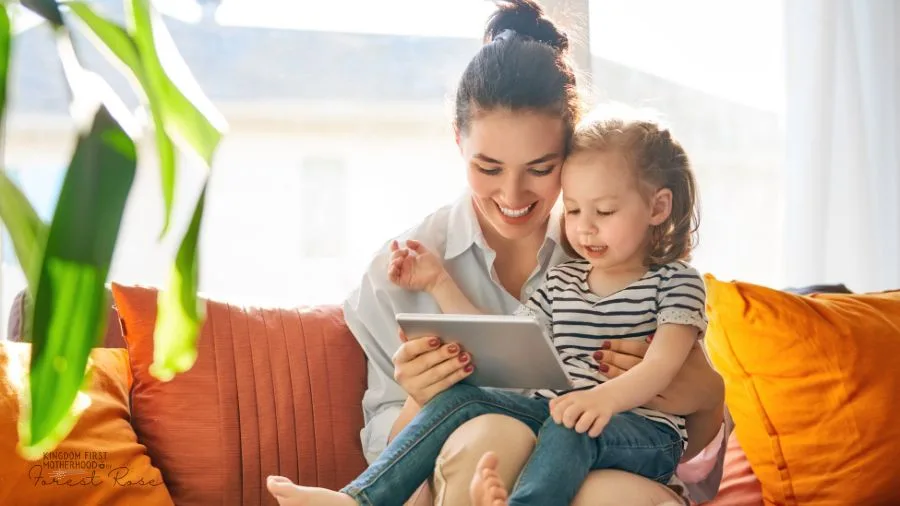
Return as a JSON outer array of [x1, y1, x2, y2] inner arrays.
[[340, 384, 683, 506]]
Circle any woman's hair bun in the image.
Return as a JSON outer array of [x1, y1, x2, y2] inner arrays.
[[484, 0, 569, 54]]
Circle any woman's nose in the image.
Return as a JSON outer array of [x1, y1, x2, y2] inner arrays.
[[501, 175, 525, 201]]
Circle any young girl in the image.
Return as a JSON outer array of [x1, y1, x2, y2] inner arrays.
[[273, 108, 707, 506]]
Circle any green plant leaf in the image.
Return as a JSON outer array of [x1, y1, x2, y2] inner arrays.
[[21, 105, 137, 457], [66, 1, 176, 236], [0, 7, 45, 292], [21, 0, 64, 28], [0, 173, 46, 291], [151, 182, 207, 381], [126, 0, 225, 164]]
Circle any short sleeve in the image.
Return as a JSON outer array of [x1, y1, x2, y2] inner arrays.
[[657, 264, 708, 337], [514, 272, 556, 338]]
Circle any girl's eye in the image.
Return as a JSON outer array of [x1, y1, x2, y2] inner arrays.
[[476, 165, 501, 176], [566, 209, 580, 215], [597, 210, 615, 216]]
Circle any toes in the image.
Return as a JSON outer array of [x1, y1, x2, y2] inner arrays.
[[266, 476, 295, 498]]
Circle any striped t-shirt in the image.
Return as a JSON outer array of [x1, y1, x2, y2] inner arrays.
[[514, 259, 708, 443]]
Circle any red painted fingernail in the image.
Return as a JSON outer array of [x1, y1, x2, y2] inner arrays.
[[647, 334, 654, 343], [448, 344, 459, 354], [459, 353, 469, 363], [464, 364, 474, 373], [429, 338, 440, 348], [594, 351, 603, 361], [598, 364, 609, 373], [601, 341, 611, 350]]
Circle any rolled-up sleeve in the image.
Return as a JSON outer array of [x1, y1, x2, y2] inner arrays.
[[343, 244, 433, 463]]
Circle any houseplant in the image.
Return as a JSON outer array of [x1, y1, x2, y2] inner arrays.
[[0, 0, 225, 459]]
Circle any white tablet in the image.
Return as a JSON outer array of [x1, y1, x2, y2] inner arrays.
[[395, 313, 573, 390]]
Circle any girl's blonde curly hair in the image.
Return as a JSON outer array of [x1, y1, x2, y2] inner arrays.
[[561, 105, 700, 266]]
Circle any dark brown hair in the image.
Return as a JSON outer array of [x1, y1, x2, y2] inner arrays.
[[455, 0, 581, 141], [561, 107, 700, 266]]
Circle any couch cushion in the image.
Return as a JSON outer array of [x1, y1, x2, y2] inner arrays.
[[0, 341, 173, 505], [111, 283, 368, 506], [7, 290, 126, 348], [704, 276, 900, 505]]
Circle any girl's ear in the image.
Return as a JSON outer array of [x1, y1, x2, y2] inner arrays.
[[650, 188, 673, 226]]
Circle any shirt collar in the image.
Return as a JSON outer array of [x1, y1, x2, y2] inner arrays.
[[444, 192, 565, 260], [444, 193, 484, 260]]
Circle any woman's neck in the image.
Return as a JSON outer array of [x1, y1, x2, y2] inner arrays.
[[479, 216, 548, 265], [476, 210, 548, 298]]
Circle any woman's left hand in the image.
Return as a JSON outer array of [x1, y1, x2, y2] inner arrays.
[[593, 339, 723, 416]]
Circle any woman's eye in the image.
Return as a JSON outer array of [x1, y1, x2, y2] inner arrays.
[[597, 210, 615, 216], [529, 166, 555, 176], [476, 165, 501, 176], [566, 209, 580, 215]]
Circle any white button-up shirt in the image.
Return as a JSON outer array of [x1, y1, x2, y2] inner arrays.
[[342, 192, 726, 502]]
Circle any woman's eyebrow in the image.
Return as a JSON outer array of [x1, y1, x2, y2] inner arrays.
[[473, 152, 561, 165]]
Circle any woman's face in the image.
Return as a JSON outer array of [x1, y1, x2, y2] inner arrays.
[[458, 110, 567, 242]]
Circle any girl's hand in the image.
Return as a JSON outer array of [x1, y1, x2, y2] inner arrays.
[[388, 239, 449, 293], [593, 338, 724, 416], [549, 389, 614, 438], [392, 328, 474, 406]]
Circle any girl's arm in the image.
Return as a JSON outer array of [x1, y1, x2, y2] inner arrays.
[[591, 323, 698, 413], [428, 272, 484, 315]]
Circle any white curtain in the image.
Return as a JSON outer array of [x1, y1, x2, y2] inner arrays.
[[783, 0, 900, 293]]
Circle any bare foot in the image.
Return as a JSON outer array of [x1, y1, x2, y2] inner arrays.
[[266, 476, 357, 506], [469, 452, 509, 506]]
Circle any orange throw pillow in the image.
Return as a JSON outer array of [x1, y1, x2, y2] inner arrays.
[[110, 283, 368, 506], [704, 276, 900, 506], [0, 341, 173, 505]]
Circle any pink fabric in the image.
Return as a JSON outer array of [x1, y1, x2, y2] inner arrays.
[[677, 423, 725, 483]]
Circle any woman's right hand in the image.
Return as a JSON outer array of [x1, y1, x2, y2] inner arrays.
[[392, 328, 474, 406]]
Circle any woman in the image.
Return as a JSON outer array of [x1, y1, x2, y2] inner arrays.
[[269, 1, 726, 504]]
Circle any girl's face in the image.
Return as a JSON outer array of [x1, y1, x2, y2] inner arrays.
[[458, 110, 567, 243], [562, 150, 672, 273]]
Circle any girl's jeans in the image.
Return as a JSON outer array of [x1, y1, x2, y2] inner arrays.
[[340, 384, 683, 506]]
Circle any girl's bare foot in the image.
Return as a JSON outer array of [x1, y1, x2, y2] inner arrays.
[[266, 476, 357, 506], [469, 452, 509, 506]]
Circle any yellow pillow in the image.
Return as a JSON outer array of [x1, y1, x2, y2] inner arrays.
[[0, 342, 174, 505], [704, 275, 900, 506]]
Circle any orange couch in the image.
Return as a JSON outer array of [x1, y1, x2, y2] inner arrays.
[[4, 288, 762, 505]]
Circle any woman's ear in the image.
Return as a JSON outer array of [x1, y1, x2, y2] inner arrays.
[[453, 123, 462, 149], [649, 188, 673, 226]]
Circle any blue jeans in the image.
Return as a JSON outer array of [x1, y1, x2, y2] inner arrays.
[[340, 384, 683, 506]]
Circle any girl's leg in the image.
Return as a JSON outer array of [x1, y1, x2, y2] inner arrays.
[[341, 385, 549, 505], [508, 412, 683, 506]]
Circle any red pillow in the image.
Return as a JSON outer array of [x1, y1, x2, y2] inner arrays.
[[111, 284, 368, 506]]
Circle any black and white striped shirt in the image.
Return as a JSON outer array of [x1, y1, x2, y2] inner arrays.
[[515, 259, 708, 442]]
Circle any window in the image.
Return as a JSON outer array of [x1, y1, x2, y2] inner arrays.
[[590, 0, 786, 287], [299, 157, 347, 259], [1, 0, 786, 328]]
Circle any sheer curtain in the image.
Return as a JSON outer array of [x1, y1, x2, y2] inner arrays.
[[783, 0, 900, 293]]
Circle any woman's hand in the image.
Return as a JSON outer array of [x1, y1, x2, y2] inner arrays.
[[392, 328, 474, 406], [388, 240, 448, 293], [593, 338, 724, 416]]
